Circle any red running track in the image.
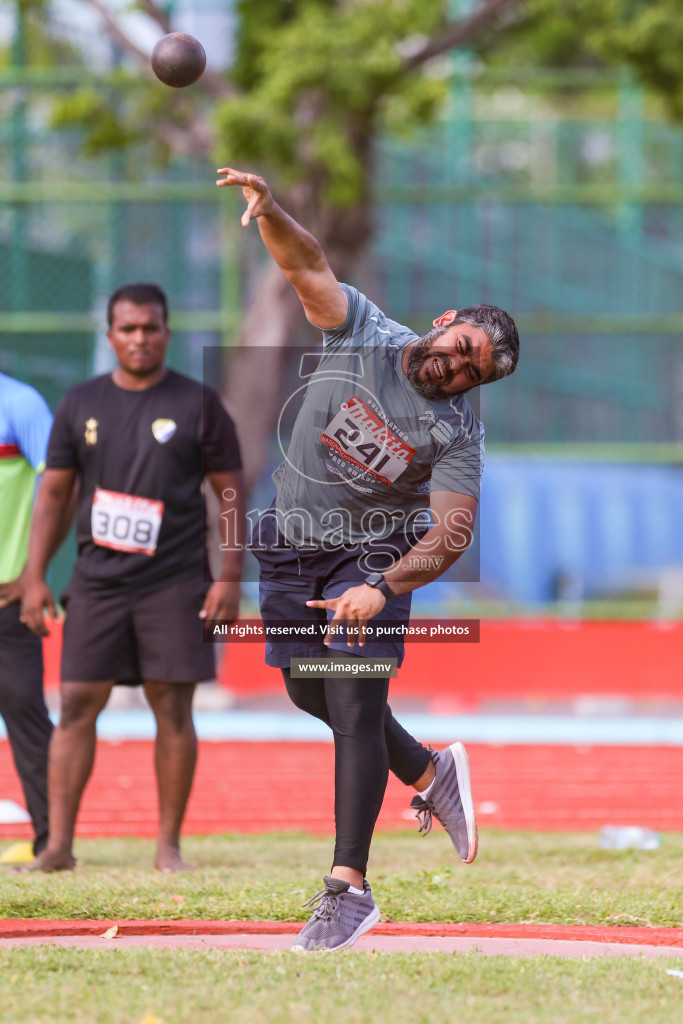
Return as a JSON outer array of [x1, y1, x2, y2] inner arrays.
[[1, 740, 681, 839], [1, 920, 682, 960], [1, 919, 682, 946]]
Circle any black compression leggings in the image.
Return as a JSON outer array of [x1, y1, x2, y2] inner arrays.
[[281, 665, 431, 876]]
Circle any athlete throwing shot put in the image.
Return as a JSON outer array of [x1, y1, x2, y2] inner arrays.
[[217, 168, 519, 950], [21, 283, 244, 872]]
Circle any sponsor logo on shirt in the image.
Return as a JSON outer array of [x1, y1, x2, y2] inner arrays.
[[419, 410, 454, 446], [84, 418, 98, 445], [320, 395, 415, 486], [151, 418, 177, 444]]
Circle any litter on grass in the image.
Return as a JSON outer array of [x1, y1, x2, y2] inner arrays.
[[0, 841, 34, 864], [599, 826, 660, 850], [0, 800, 31, 824]]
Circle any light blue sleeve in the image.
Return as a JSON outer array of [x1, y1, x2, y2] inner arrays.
[[11, 386, 53, 472]]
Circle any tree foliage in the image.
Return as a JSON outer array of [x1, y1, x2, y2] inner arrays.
[[0, 0, 80, 67], [10, 0, 683, 488], [216, 0, 448, 205], [49, 78, 143, 154], [487, 0, 683, 116], [35, 0, 683, 194], [584, 0, 683, 117]]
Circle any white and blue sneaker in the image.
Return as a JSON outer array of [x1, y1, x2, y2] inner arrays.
[[291, 876, 381, 952], [410, 741, 478, 863]]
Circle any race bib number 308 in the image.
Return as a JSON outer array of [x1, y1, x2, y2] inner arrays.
[[320, 395, 415, 485], [91, 488, 164, 556]]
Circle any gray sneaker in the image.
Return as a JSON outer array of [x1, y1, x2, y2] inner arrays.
[[291, 876, 381, 952], [410, 741, 478, 863]]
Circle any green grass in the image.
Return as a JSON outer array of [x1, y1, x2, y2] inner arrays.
[[2, 832, 682, 1024], [1, 831, 682, 927], [0, 948, 681, 1024]]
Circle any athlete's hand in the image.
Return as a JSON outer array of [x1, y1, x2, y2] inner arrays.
[[20, 578, 58, 637], [0, 573, 25, 608], [216, 168, 275, 226], [306, 584, 386, 648], [199, 581, 240, 624]]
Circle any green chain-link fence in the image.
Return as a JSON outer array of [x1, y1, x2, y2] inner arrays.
[[1, 67, 682, 445], [374, 72, 683, 447], [2, 63, 683, 605]]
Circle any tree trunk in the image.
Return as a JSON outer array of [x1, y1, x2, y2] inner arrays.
[[221, 260, 316, 495]]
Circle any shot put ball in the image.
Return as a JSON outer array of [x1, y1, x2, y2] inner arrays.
[[151, 33, 206, 88]]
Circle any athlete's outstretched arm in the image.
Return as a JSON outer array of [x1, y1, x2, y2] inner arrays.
[[216, 167, 348, 329], [21, 467, 77, 636], [306, 490, 478, 646]]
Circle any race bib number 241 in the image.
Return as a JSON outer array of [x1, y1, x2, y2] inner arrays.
[[320, 395, 415, 485], [91, 487, 164, 557]]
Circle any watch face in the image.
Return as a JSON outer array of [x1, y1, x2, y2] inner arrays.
[[365, 573, 384, 587]]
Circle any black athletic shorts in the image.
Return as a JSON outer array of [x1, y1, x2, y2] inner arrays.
[[252, 509, 421, 669], [60, 577, 215, 684]]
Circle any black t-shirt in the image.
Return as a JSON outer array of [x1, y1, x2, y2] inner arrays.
[[47, 370, 241, 594]]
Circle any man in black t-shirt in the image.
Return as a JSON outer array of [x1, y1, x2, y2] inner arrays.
[[21, 283, 244, 872]]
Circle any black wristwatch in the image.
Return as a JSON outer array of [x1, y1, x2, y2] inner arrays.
[[364, 572, 394, 601]]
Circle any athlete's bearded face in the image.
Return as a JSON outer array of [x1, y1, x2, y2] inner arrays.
[[405, 321, 495, 399], [108, 301, 170, 378]]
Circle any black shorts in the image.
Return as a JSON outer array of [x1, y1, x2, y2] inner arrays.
[[252, 510, 419, 669], [60, 577, 215, 684]]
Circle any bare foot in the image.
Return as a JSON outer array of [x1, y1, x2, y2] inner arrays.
[[154, 848, 195, 873], [14, 850, 76, 873]]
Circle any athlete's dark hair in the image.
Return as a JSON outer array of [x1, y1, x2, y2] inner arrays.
[[107, 283, 169, 326], [450, 304, 519, 382]]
